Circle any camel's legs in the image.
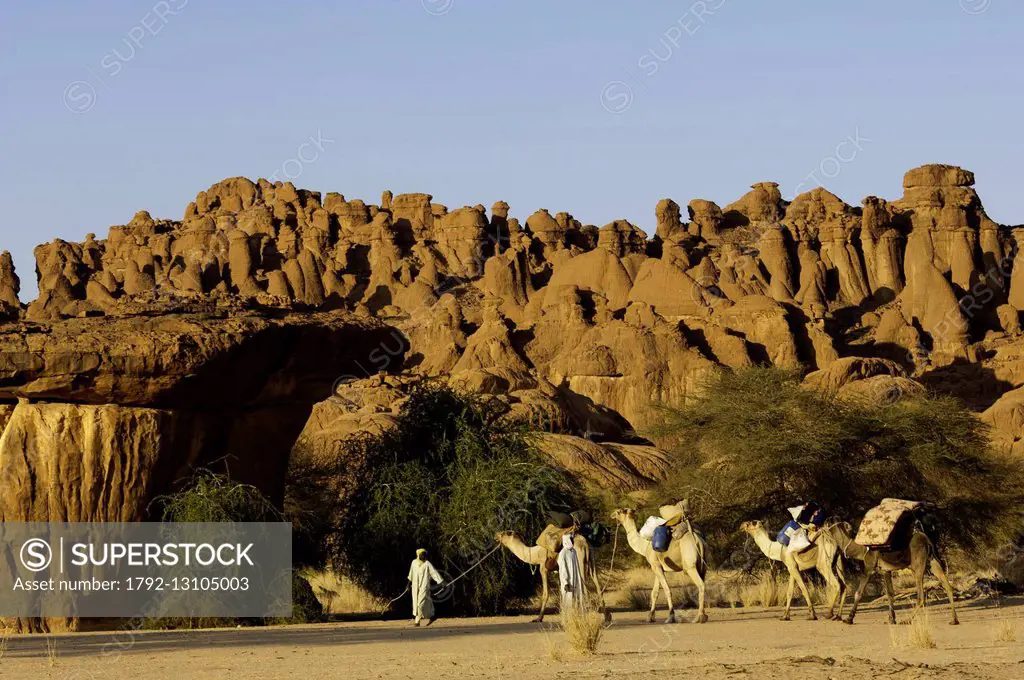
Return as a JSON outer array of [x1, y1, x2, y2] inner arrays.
[[791, 565, 817, 621], [824, 576, 839, 620], [534, 567, 549, 623], [914, 563, 927, 612], [781, 569, 797, 621], [883, 571, 897, 625], [819, 558, 839, 621], [655, 565, 676, 623], [835, 578, 848, 621], [929, 558, 960, 625], [684, 564, 708, 623], [647, 569, 661, 623], [829, 561, 849, 621], [829, 566, 849, 621], [845, 557, 875, 624]]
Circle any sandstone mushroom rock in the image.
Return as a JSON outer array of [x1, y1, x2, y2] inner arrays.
[[655, 199, 687, 244], [390, 193, 433, 244], [687, 199, 724, 240], [723, 181, 786, 228], [897, 164, 993, 294], [436, 206, 490, 278], [598, 220, 647, 258], [525, 208, 565, 256]]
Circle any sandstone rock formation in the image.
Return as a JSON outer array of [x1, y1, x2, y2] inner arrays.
[[3, 163, 1024, 534], [0, 302, 402, 520]]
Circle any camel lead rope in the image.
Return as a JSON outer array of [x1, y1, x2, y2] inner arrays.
[[380, 585, 410, 617], [443, 543, 503, 588], [379, 543, 502, 618]]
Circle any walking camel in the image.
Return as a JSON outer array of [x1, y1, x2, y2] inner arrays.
[[740, 520, 849, 621], [821, 522, 959, 625], [610, 508, 709, 624], [495, 527, 610, 623]]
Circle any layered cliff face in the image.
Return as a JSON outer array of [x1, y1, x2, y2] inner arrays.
[[0, 303, 404, 521], [1, 163, 1022, 524]]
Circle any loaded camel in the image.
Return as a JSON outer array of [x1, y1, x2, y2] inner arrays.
[[610, 508, 709, 623], [821, 522, 959, 625], [740, 520, 849, 621], [495, 525, 610, 623]]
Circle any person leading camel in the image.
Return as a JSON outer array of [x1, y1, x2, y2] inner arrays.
[[408, 548, 445, 626]]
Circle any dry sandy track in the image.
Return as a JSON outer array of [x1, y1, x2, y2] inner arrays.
[[2, 599, 1022, 679]]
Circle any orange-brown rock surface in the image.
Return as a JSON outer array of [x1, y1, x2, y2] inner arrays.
[[0, 301, 404, 521], [3, 163, 1024, 528]]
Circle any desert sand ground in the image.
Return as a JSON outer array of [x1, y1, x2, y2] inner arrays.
[[2, 597, 1023, 679]]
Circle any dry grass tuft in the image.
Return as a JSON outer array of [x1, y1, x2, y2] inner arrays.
[[906, 612, 937, 649], [707, 577, 743, 609], [45, 634, 59, 666], [543, 630, 567, 662], [0, 626, 10, 660], [625, 587, 651, 612], [750, 571, 785, 608], [560, 608, 605, 656], [891, 611, 937, 650], [994, 619, 1017, 643], [304, 570, 384, 615], [611, 567, 654, 612]]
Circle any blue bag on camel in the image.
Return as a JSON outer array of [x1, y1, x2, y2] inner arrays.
[[651, 524, 671, 552], [776, 520, 800, 546]]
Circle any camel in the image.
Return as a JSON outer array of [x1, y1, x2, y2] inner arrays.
[[495, 525, 609, 623], [823, 522, 959, 625], [609, 508, 709, 624], [740, 520, 848, 621]]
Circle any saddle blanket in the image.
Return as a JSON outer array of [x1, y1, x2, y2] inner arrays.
[[855, 498, 923, 548]]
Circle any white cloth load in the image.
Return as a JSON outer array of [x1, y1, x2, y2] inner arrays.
[[639, 516, 667, 540], [787, 529, 812, 553], [784, 505, 812, 553]]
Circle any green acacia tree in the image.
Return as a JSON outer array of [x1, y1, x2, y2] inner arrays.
[[650, 367, 1024, 563], [302, 384, 583, 614]]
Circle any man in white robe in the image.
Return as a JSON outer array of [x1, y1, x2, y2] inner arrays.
[[407, 548, 444, 626], [556, 533, 586, 613]]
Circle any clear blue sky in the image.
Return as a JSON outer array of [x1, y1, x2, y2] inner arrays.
[[1, 0, 1021, 300]]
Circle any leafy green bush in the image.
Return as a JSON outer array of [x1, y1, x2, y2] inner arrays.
[[156, 469, 281, 523], [299, 384, 582, 614], [152, 470, 323, 627], [650, 367, 1024, 560]]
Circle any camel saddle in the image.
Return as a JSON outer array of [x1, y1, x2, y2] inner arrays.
[[659, 499, 694, 540], [658, 499, 690, 523], [855, 498, 923, 549], [536, 524, 571, 557]]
